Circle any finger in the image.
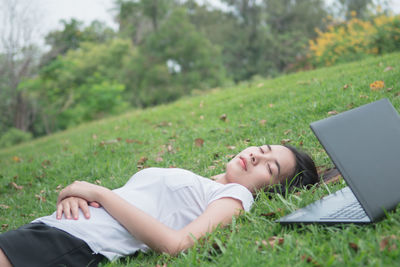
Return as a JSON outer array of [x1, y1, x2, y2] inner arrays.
[[63, 201, 72, 219], [57, 187, 68, 205], [78, 199, 90, 219], [89, 201, 101, 208], [56, 204, 63, 220], [70, 198, 79, 220]]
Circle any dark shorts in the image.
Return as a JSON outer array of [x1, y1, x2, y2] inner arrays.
[[0, 223, 104, 267]]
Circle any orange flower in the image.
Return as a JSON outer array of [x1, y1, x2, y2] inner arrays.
[[370, 80, 385, 91]]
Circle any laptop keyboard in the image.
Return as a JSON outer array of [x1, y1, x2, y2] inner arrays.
[[321, 200, 367, 220]]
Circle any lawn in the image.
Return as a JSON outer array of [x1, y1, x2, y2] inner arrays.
[[1, 53, 400, 266]]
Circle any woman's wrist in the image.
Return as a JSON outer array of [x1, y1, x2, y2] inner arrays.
[[95, 186, 112, 205]]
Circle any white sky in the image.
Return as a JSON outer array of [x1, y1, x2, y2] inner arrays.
[[37, 0, 400, 32], [1, 0, 400, 50]]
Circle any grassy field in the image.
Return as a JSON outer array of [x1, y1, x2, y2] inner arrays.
[[1, 53, 400, 266]]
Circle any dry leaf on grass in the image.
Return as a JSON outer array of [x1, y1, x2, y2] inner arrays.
[[268, 236, 284, 248], [280, 139, 291, 145], [255, 240, 267, 250], [126, 139, 142, 144], [10, 182, 23, 190], [259, 119, 267, 126], [167, 144, 175, 153], [220, 114, 227, 121], [41, 160, 51, 168], [12, 156, 21, 163], [255, 237, 284, 250], [328, 110, 338, 115], [194, 138, 204, 147], [55, 184, 63, 193], [349, 242, 359, 252], [0, 204, 10, 209], [384, 66, 393, 72], [35, 194, 46, 202], [260, 208, 282, 217], [284, 129, 292, 135], [137, 157, 148, 164], [301, 255, 321, 267], [99, 139, 119, 146], [380, 235, 398, 251]]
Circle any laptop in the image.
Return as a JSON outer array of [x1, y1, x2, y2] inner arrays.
[[278, 98, 400, 224]]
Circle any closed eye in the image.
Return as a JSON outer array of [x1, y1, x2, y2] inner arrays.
[[259, 147, 264, 153], [267, 163, 272, 175]]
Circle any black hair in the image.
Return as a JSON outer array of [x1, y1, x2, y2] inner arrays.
[[266, 145, 319, 195]]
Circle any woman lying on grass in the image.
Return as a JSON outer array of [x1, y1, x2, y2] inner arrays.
[[0, 144, 318, 267]]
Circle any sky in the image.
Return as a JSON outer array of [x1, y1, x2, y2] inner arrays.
[[37, 0, 400, 33], [1, 0, 400, 50]]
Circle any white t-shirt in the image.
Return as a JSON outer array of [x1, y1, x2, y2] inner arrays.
[[34, 168, 254, 261]]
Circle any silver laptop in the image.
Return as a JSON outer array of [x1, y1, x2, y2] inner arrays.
[[279, 98, 400, 224]]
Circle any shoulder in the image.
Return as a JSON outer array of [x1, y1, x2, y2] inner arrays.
[[207, 183, 254, 212]]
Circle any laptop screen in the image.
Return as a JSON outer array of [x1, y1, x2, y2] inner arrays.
[[310, 98, 400, 220]]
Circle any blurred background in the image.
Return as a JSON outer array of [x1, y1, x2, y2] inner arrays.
[[0, 0, 399, 148]]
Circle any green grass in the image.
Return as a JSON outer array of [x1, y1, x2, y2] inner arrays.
[[1, 53, 400, 266]]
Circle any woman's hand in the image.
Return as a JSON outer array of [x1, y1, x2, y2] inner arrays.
[[57, 181, 108, 210], [56, 197, 96, 220]]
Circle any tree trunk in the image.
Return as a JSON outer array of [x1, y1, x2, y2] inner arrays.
[[13, 91, 30, 131]]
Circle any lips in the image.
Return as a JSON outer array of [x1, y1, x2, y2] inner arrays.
[[239, 156, 247, 171]]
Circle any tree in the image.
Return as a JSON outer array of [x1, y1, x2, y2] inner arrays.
[[0, 0, 42, 133], [28, 39, 131, 134], [217, 0, 327, 80], [338, 0, 374, 19], [126, 7, 227, 106], [40, 19, 115, 66], [113, 0, 173, 45]]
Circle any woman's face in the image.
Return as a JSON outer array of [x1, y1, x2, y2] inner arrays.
[[225, 145, 296, 193]]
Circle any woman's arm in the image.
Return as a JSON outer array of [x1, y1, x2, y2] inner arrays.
[[58, 181, 243, 255]]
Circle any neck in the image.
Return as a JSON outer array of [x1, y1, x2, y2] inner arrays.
[[211, 173, 228, 184]]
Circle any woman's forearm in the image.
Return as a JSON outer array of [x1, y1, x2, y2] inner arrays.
[[96, 188, 183, 254]]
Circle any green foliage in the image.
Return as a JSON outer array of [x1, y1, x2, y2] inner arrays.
[[123, 7, 227, 107], [114, 0, 173, 44], [26, 39, 131, 134], [337, 0, 374, 20], [217, 0, 328, 80], [0, 128, 32, 148], [41, 19, 116, 66], [308, 14, 400, 67], [1, 53, 400, 266]]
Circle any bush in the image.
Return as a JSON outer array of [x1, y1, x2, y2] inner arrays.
[[308, 13, 400, 67], [0, 128, 33, 149]]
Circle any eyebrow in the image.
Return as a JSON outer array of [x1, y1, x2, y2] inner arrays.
[[267, 145, 281, 178]]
